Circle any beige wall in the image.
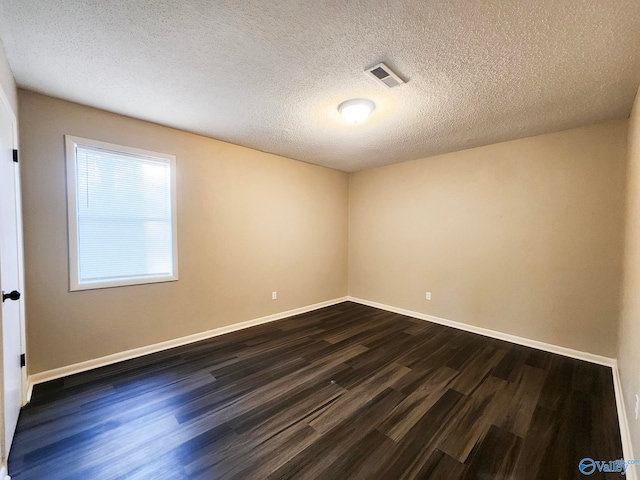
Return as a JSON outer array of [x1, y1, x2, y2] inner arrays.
[[17, 88, 631, 375], [18, 90, 348, 374], [620, 86, 640, 457], [349, 121, 627, 358]]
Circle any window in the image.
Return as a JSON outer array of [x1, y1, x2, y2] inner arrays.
[[65, 136, 178, 291]]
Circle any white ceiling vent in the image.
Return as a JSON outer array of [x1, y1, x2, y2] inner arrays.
[[365, 62, 405, 88]]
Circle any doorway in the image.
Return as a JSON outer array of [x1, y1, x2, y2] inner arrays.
[[0, 85, 25, 467]]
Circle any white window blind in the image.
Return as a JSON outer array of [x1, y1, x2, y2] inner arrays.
[[66, 136, 178, 290]]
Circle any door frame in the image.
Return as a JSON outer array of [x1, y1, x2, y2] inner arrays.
[[0, 84, 27, 412]]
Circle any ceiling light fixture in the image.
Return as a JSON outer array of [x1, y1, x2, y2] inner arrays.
[[338, 98, 375, 124]]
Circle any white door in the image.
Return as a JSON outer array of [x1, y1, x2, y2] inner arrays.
[[0, 95, 22, 458]]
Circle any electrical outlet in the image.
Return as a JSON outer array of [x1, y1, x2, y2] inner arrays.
[[635, 394, 639, 420], [272, 291, 277, 300], [426, 292, 431, 300]]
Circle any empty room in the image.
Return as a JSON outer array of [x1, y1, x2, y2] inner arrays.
[[0, 1, 638, 479]]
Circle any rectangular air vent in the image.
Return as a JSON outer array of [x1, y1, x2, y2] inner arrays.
[[365, 62, 405, 88]]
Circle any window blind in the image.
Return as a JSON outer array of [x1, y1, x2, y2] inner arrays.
[[73, 144, 175, 285]]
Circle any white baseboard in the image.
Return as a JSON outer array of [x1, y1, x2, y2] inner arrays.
[[25, 379, 34, 404], [347, 296, 616, 367], [0, 465, 10, 480], [27, 296, 348, 391], [25, 295, 635, 476], [612, 362, 637, 480], [348, 296, 639, 473]]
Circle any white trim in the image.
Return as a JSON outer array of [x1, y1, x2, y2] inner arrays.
[[0, 81, 16, 125], [612, 362, 637, 479], [0, 73, 27, 409], [27, 296, 348, 388], [0, 465, 10, 480], [14, 136, 27, 409], [347, 296, 616, 366], [64, 135, 179, 292], [25, 380, 33, 405], [24, 295, 635, 475], [1, 90, 28, 407], [348, 296, 639, 472], [0, 80, 25, 468]]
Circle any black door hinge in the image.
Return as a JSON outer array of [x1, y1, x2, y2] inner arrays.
[[12, 149, 18, 163], [20, 353, 25, 367]]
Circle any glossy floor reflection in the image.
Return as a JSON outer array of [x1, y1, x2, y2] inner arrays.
[[9, 302, 622, 479]]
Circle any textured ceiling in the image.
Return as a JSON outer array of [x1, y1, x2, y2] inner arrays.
[[0, 1, 639, 172]]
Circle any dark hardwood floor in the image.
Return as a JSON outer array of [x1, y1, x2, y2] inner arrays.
[[9, 302, 622, 479]]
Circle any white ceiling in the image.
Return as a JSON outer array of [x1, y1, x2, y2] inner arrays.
[[0, 1, 639, 172]]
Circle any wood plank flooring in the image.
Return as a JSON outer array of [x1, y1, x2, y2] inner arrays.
[[9, 302, 623, 479]]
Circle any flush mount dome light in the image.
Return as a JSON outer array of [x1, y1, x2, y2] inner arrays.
[[338, 98, 375, 124]]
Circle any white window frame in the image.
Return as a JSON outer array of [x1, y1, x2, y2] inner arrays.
[[65, 135, 179, 291]]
